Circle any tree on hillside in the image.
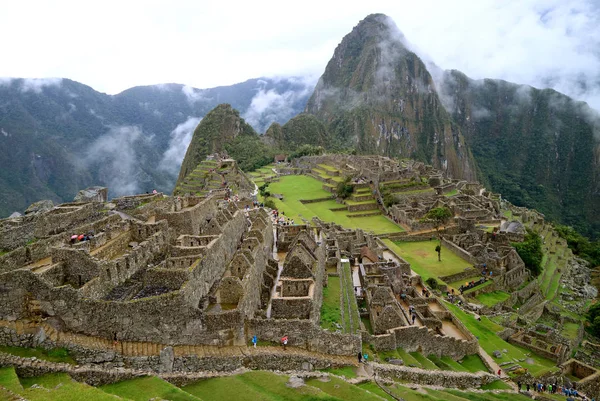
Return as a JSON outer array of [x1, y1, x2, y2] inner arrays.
[[423, 207, 453, 261], [512, 230, 543, 277], [587, 303, 600, 338]]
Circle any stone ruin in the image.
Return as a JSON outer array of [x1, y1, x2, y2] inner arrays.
[[0, 155, 597, 399]]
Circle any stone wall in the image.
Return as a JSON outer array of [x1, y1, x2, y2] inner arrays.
[[367, 325, 478, 360], [439, 268, 481, 285], [247, 318, 361, 356], [372, 362, 496, 388], [441, 238, 477, 265]]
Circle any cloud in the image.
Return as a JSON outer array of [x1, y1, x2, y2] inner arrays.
[[0, 77, 62, 93], [0, 0, 598, 113], [182, 85, 208, 103], [159, 116, 201, 176], [84, 125, 143, 196], [242, 77, 316, 132]]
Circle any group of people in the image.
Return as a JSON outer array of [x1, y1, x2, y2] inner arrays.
[[70, 233, 93, 244], [515, 381, 588, 399], [458, 277, 487, 294], [408, 305, 418, 325], [270, 209, 294, 226]]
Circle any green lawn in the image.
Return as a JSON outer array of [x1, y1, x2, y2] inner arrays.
[[409, 352, 438, 369], [321, 275, 342, 331], [458, 354, 489, 373], [475, 291, 511, 307], [444, 302, 558, 376], [383, 240, 472, 283], [306, 376, 384, 401], [19, 373, 122, 401], [261, 175, 402, 234], [185, 371, 336, 401], [319, 366, 357, 379], [0, 346, 75, 364], [101, 376, 200, 401], [0, 367, 22, 393]]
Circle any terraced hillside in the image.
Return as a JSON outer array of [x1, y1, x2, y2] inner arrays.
[[0, 365, 531, 401]]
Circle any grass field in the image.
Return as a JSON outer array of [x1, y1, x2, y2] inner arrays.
[[1, 366, 544, 401], [101, 376, 201, 400], [261, 175, 402, 234], [444, 302, 558, 376], [475, 291, 511, 307], [184, 371, 336, 400], [383, 240, 471, 283], [0, 346, 75, 364]]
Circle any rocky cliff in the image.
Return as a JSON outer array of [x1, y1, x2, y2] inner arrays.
[[440, 70, 600, 236]]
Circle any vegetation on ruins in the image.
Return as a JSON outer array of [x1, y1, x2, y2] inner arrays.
[[425, 277, 439, 290], [289, 144, 325, 160], [336, 176, 354, 199], [512, 229, 543, 277], [555, 224, 600, 267], [587, 303, 600, 338]]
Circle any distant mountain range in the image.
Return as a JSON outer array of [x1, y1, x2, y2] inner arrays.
[[0, 76, 313, 217]]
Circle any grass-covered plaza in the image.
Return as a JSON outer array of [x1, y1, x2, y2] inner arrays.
[[383, 239, 472, 284], [260, 175, 402, 234]]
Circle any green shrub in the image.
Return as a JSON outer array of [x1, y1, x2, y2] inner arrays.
[[512, 229, 543, 276], [336, 177, 354, 199], [425, 277, 439, 290], [264, 199, 276, 209]]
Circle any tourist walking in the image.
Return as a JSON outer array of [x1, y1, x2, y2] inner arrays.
[[281, 335, 288, 351], [358, 352, 362, 363], [252, 335, 257, 348]]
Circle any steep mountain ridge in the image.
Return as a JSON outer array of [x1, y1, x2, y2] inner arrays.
[[304, 14, 477, 180], [176, 104, 257, 184]]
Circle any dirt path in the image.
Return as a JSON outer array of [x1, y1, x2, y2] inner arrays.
[[440, 320, 468, 340], [24, 257, 52, 270]]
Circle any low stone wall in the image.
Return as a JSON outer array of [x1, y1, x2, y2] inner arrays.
[[347, 203, 378, 212], [439, 268, 481, 285], [441, 238, 477, 265], [299, 197, 333, 204], [247, 318, 361, 356], [372, 362, 496, 388], [367, 325, 478, 360], [0, 352, 147, 386]]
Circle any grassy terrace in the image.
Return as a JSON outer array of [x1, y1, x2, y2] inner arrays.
[[261, 175, 402, 234], [444, 302, 558, 377], [383, 240, 471, 283], [321, 275, 342, 331], [1, 365, 539, 401], [475, 291, 511, 307], [102, 376, 200, 401], [340, 261, 360, 333], [0, 346, 75, 364]]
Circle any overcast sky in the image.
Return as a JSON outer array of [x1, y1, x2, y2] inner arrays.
[[2, 0, 599, 109]]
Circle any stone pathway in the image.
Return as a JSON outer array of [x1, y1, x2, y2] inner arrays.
[[0, 319, 356, 368]]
